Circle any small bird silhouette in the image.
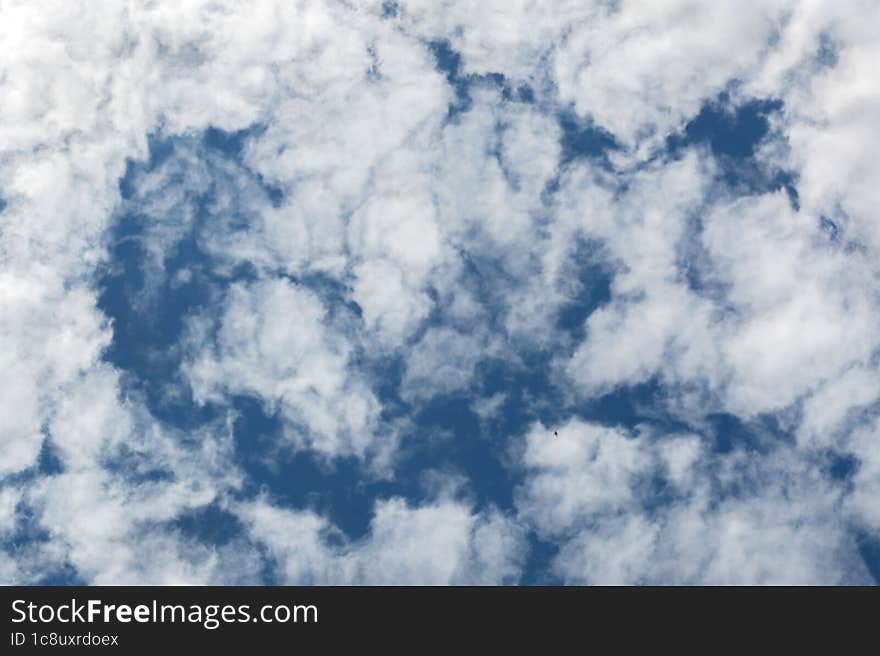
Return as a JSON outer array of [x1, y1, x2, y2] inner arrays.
[[554, 431, 558, 437]]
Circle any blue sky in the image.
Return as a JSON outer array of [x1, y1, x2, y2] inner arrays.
[[2, 1, 880, 585]]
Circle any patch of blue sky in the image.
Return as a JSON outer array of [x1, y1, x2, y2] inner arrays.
[[665, 89, 799, 208], [428, 40, 535, 120], [380, 1, 398, 20], [554, 242, 614, 344], [856, 531, 880, 583], [557, 111, 620, 169], [99, 126, 283, 426], [815, 32, 840, 69]]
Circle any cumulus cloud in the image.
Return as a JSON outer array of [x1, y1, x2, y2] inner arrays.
[[517, 420, 869, 584], [2, 363, 249, 584], [0, 278, 110, 476], [239, 493, 525, 585], [2, 0, 880, 585], [183, 276, 385, 462]]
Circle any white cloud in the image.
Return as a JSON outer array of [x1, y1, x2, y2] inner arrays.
[[517, 419, 870, 584], [2, 0, 880, 585], [238, 494, 525, 584], [401, 327, 485, 402], [183, 276, 385, 462], [553, 1, 788, 152], [703, 191, 877, 416], [0, 276, 110, 477], [352, 259, 433, 347], [562, 153, 720, 398], [15, 364, 249, 584]]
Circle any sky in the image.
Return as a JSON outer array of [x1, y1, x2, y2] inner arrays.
[[1, 0, 880, 585]]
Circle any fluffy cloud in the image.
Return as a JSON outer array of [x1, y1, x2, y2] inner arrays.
[[239, 494, 525, 584], [553, 1, 789, 152], [2, 0, 880, 585], [0, 277, 110, 476], [1, 363, 249, 584], [183, 277, 385, 461], [517, 420, 869, 584]]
